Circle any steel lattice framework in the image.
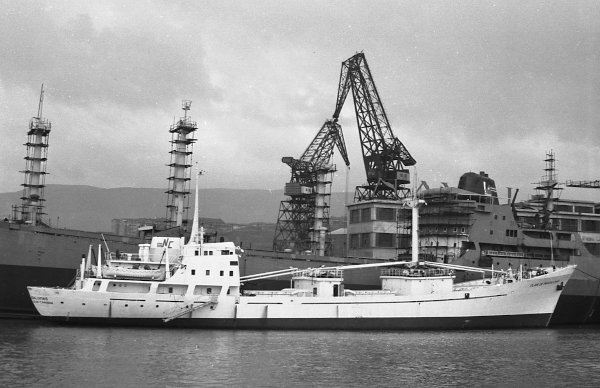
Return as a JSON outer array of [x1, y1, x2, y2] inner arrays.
[[17, 85, 51, 226], [333, 53, 416, 201], [273, 120, 350, 255]]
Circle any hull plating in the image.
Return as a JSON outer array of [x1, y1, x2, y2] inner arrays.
[[45, 314, 553, 330]]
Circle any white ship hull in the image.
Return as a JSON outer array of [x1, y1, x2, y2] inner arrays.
[[28, 265, 574, 330]]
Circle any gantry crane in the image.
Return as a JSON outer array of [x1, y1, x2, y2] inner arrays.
[[273, 119, 350, 255], [333, 52, 416, 201]]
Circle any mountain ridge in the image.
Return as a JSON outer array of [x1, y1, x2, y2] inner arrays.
[[0, 184, 349, 233]]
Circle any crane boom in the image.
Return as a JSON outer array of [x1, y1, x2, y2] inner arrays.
[[333, 53, 415, 201]]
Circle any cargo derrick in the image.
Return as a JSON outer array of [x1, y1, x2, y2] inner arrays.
[[333, 53, 416, 202], [15, 85, 51, 226], [273, 120, 350, 256], [165, 101, 197, 229]]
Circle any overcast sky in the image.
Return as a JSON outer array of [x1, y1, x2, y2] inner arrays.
[[1, 0, 599, 203]]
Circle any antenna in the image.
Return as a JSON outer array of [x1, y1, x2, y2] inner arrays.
[[37, 84, 44, 118]]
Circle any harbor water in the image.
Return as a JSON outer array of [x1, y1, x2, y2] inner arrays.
[[1, 319, 599, 388]]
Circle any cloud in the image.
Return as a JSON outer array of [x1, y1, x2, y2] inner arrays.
[[0, 0, 599, 209]]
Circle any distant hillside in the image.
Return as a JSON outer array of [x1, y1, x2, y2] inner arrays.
[[0, 185, 349, 232]]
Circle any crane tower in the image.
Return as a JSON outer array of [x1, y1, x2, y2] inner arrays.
[[273, 120, 350, 255]]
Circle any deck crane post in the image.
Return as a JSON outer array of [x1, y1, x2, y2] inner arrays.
[[273, 119, 350, 256], [333, 53, 416, 202]]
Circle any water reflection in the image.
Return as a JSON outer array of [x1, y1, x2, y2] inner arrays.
[[1, 319, 599, 387]]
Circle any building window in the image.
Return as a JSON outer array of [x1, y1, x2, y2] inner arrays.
[[376, 208, 394, 221], [377, 233, 394, 247], [220, 271, 224, 276], [206, 270, 210, 276], [360, 233, 370, 248], [350, 209, 360, 224], [191, 269, 196, 275], [350, 234, 359, 249], [582, 220, 600, 232], [229, 271, 234, 276], [361, 208, 371, 222]]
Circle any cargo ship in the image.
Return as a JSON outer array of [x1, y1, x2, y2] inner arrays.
[[416, 152, 600, 324]]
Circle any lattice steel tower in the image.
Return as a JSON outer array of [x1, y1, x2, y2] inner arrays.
[[165, 100, 197, 228], [18, 85, 51, 226]]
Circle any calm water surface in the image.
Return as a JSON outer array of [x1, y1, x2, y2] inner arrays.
[[1, 319, 599, 387]]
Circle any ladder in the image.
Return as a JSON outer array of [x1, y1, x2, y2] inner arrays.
[[163, 297, 217, 322]]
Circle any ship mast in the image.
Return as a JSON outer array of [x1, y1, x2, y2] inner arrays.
[[18, 85, 51, 226], [534, 150, 562, 230], [188, 167, 205, 246], [166, 100, 197, 229]]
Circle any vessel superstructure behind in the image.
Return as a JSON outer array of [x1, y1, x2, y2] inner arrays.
[[415, 152, 600, 324]]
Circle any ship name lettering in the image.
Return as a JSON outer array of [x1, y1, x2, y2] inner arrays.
[[530, 280, 559, 288]]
